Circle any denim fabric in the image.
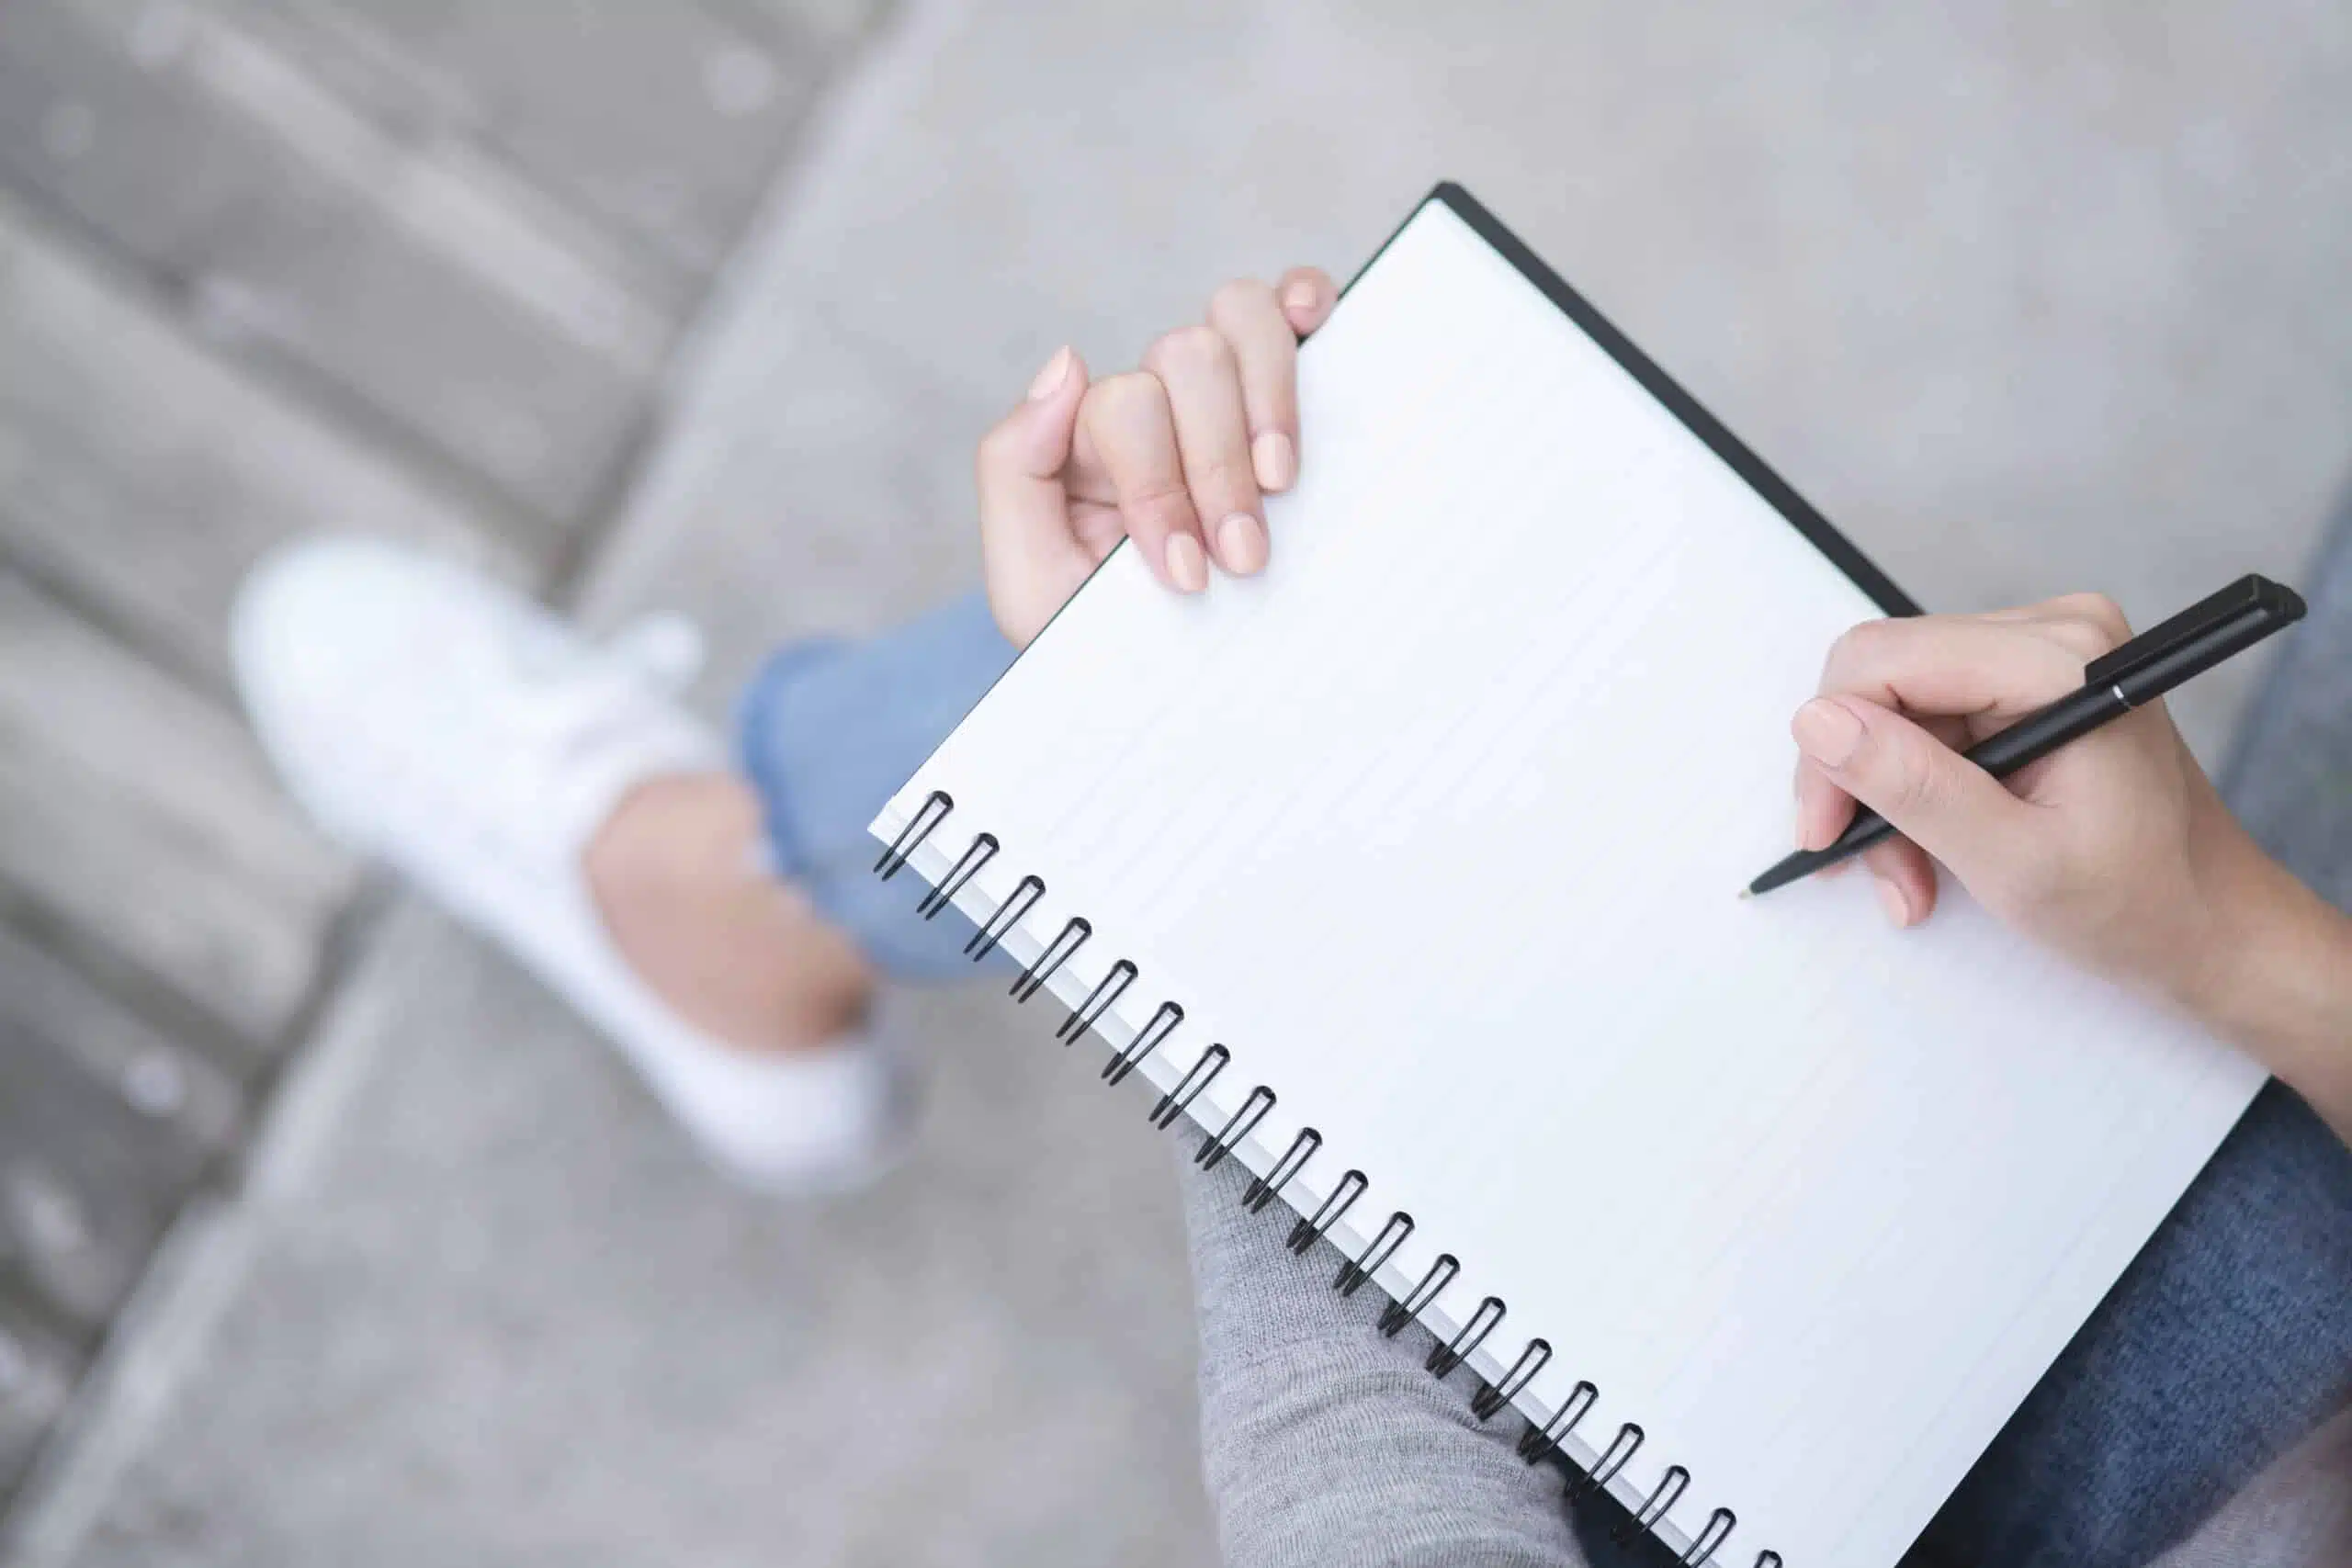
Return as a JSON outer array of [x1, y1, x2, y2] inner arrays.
[[736, 592, 1012, 981], [1907, 1082, 2352, 1567]]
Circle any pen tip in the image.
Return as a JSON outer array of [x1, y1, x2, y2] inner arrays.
[[1736, 887, 1753, 901]]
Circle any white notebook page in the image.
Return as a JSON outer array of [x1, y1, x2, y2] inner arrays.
[[872, 197, 2264, 1567]]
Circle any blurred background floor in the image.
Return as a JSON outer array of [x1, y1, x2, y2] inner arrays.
[[0, 1, 2348, 1564]]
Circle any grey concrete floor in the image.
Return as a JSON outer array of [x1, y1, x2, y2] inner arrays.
[[14, 1, 2352, 1564], [0, 0, 885, 1524], [28, 908, 1209, 1568]]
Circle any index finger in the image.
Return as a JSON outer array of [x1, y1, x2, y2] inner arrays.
[[1796, 615, 2075, 889], [1818, 615, 2091, 731]]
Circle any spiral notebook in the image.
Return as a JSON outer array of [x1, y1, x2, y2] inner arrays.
[[867, 185, 2264, 1567]]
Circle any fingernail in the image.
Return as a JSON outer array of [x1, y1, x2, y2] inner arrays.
[[1027, 345, 1071, 400], [1282, 278, 1319, 316], [1166, 533, 1208, 592], [1876, 876, 1912, 928], [1792, 698, 1864, 769], [1218, 513, 1269, 575], [1252, 431, 1297, 491]]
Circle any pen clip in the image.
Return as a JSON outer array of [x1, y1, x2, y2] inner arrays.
[[2082, 574, 2301, 689]]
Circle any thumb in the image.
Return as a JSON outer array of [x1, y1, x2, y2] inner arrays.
[[1791, 694, 2041, 887], [976, 345, 1091, 646]]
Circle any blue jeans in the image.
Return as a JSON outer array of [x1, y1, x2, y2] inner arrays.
[[739, 596, 1019, 984], [740, 588, 2352, 1567]]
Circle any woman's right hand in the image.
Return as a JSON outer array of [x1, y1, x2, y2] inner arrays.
[[972, 266, 1338, 649], [1790, 598, 2352, 1137]]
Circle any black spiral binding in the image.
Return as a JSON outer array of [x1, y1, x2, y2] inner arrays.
[[876, 792, 1778, 1566], [1381, 1252, 1458, 1337], [1471, 1337, 1551, 1421], [1335, 1211, 1413, 1297]]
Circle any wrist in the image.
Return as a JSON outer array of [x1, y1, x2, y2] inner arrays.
[[2179, 842, 2352, 1135], [2165, 813, 2278, 1024]]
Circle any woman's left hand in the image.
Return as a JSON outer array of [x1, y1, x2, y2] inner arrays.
[[972, 267, 1338, 649]]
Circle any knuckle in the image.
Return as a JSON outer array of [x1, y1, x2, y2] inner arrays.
[[1823, 617, 1896, 684], [1128, 489, 1197, 531], [1124, 468, 1190, 505], [1190, 454, 1255, 504], [1207, 277, 1272, 326], [2040, 618, 2112, 665], [1081, 370, 1167, 428], [2078, 590, 2129, 628], [1142, 322, 1232, 378], [2055, 592, 2132, 648]]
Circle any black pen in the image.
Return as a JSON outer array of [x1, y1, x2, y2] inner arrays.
[[1743, 573, 2307, 898]]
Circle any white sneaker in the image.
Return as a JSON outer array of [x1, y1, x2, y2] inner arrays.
[[232, 536, 907, 1192]]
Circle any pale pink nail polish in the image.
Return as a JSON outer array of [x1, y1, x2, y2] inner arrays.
[[1252, 431, 1297, 491], [1282, 279, 1319, 315], [1876, 878, 1911, 927], [1219, 513, 1269, 575], [1166, 533, 1208, 592], [1027, 345, 1071, 400]]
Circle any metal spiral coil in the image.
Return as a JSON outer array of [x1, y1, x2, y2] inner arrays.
[[1567, 1423, 1644, 1502], [1057, 962, 1138, 1043], [874, 789, 953, 879], [1012, 916, 1090, 1001], [1517, 1379, 1598, 1464], [1471, 1337, 1552, 1422], [1679, 1510, 1741, 1565], [876, 794, 1774, 1568], [1335, 1212, 1414, 1298], [1615, 1463, 1689, 1544], [918, 832, 997, 918], [1380, 1253, 1459, 1337], [1245, 1127, 1321, 1214], [1152, 1043, 1228, 1130], [965, 874, 1042, 960], [1197, 1086, 1274, 1171], [1105, 1000, 1182, 1086], [1286, 1169, 1367, 1256], [1427, 1293, 1506, 1378]]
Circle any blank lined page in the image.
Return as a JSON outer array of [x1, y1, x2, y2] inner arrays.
[[872, 195, 2263, 1568]]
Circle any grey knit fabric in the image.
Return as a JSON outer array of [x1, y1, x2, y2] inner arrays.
[[1182, 1150, 1603, 1568]]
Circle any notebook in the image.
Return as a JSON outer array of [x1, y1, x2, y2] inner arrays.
[[867, 185, 2264, 1568]]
